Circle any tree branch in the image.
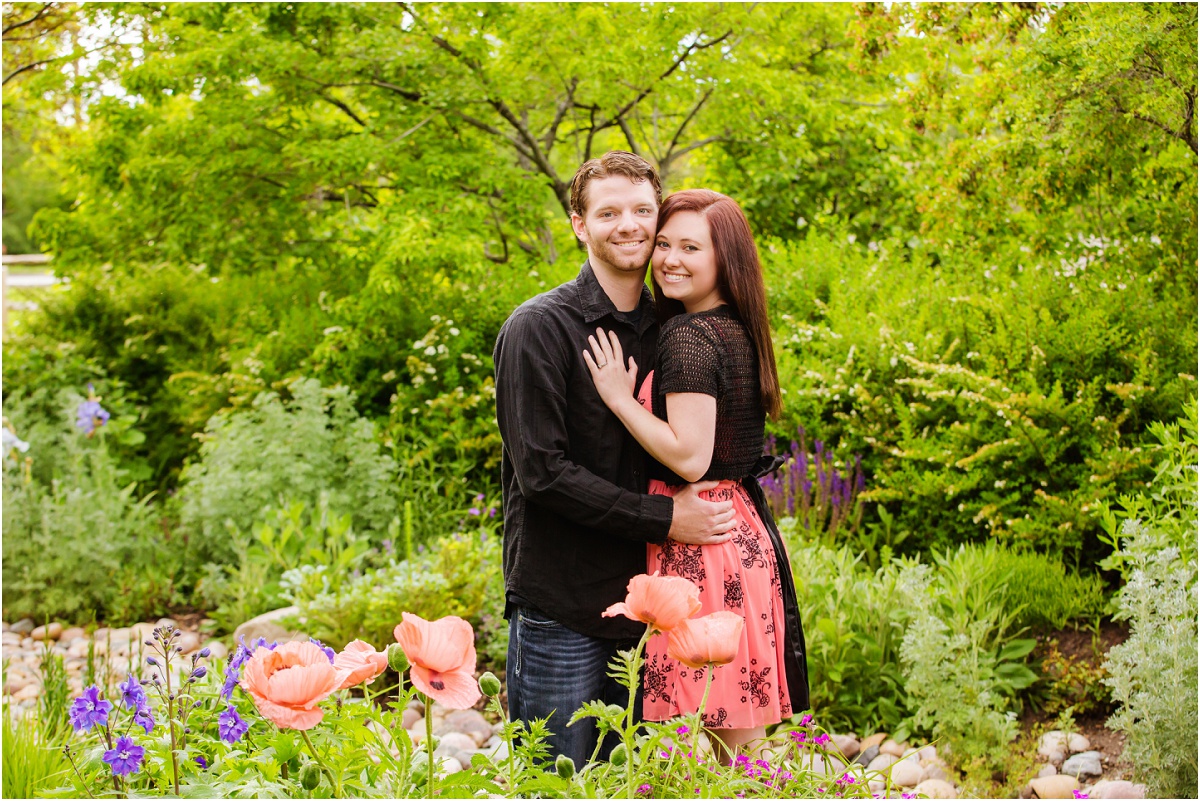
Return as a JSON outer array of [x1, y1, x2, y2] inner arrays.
[[317, 90, 367, 127], [3, 3, 53, 36]]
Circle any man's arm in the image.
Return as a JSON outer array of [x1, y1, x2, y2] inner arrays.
[[495, 309, 733, 543]]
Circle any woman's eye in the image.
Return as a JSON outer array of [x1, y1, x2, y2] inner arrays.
[[655, 241, 669, 249]]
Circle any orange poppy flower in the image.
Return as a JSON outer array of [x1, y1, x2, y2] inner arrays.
[[666, 611, 744, 669], [393, 613, 481, 710], [602, 572, 702, 632], [334, 639, 389, 690], [240, 641, 342, 730]]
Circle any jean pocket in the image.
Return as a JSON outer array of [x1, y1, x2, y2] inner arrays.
[[518, 607, 562, 630]]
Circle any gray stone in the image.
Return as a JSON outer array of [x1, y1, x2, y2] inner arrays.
[[1061, 751, 1103, 780], [914, 779, 957, 799], [860, 732, 888, 751], [435, 732, 478, 754], [921, 762, 949, 783], [436, 709, 494, 747], [854, 744, 881, 767], [205, 641, 229, 660], [1037, 764, 1058, 779], [1067, 733, 1091, 753], [232, 606, 307, 646], [891, 756, 923, 787], [830, 733, 860, 758], [1029, 775, 1080, 799], [916, 744, 937, 763], [10, 619, 34, 636], [176, 631, 202, 655], [2, 632, 22, 647], [867, 753, 899, 772], [1088, 780, 1146, 799]]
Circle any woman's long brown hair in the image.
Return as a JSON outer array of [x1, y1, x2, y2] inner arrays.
[[653, 189, 782, 419]]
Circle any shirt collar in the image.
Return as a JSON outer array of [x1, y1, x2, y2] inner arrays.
[[576, 260, 657, 333]]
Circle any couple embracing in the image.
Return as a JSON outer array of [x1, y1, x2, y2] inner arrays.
[[494, 151, 809, 766]]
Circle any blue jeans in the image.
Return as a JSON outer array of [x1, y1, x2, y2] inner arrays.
[[506, 606, 641, 767]]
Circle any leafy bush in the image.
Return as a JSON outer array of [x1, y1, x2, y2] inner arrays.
[[2, 420, 181, 625], [783, 534, 910, 736], [293, 513, 506, 668], [178, 377, 398, 563], [763, 230, 1195, 566], [1101, 402, 1198, 798], [194, 499, 374, 635]]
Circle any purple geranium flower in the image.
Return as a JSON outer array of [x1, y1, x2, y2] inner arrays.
[[69, 686, 112, 732], [103, 735, 144, 777], [195, 755, 208, 770], [75, 399, 111, 435], [218, 705, 249, 744]]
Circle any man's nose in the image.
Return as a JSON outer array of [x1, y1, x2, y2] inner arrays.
[[616, 211, 640, 231]]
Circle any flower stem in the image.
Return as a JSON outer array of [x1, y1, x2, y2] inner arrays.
[[623, 626, 654, 799], [424, 694, 436, 798], [300, 728, 341, 798]]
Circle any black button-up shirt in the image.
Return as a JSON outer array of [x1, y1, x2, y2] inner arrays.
[[494, 261, 674, 639]]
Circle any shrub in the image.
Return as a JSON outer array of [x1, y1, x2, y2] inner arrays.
[[2, 416, 180, 625], [1101, 402, 1198, 798], [177, 377, 398, 563], [293, 509, 506, 669], [783, 534, 911, 736]]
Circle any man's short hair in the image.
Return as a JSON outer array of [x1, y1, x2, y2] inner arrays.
[[569, 151, 663, 218]]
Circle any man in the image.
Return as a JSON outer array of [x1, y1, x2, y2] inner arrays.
[[493, 151, 737, 767]]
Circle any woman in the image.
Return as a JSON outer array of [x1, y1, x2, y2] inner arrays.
[[584, 189, 809, 758]]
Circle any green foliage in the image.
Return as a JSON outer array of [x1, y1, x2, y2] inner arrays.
[[294, 519, 506, 661], [195, 498, 372, 635], [765, 230, 1194, 565], [1101, 403, 1198, 798], [1035, 638, 1112, 719], [178, 377, 398, 562], [783, 534, 910, 736], [2, 709, 71, 800], [897, 562, 1021, 772], [2, 419, 182, 625]]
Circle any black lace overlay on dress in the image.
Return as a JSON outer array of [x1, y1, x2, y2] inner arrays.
[[650, 307, 765, 484]]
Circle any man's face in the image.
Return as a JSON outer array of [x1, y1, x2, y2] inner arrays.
[[570, 175, 658, 276]]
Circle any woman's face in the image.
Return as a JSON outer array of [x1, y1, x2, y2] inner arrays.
[[652, 211, 723, 313]]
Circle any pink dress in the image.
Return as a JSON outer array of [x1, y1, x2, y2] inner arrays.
[[638, 372, 793, 729]]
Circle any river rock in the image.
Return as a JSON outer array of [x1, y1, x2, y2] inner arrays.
[[11, 619, 34, 636], [916, 744, 937, 762], [867, 753, 899, 772], [437, 709, 494, 747], [860, 732, 888, 751], [402, 708, 423, 729], [1029, 775, 1080, 799], [1061, 751, 1103, 779], [855, 744, 881, 767], [438, 756, 462, 775], [1088, 780, 1146, 799], [1067, 733, 1091, 753], [1037, 764, 1058, 778], [1038, 732, 1068, 767], [914, 779, 957, 799], [14, 684, 40, 702], [31, 623, 63, 641], [879, 738, 908, 757], [799, 753, 844, 776], [891, 755, 923, 787], [233, 606, 307, 646], [830, 733, 860, 758], [2, 632, 22, 647], [436, 732, 478, 754], [175, 631, 202, 654], [921, 762, 949, 783], [205, 641, 228, 660], [60, 627, 86, 642]]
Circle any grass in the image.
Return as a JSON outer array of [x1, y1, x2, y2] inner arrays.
[[2, 709, 73, 799]]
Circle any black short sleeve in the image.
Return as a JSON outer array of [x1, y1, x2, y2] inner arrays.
[[657, 319, 720, 398]]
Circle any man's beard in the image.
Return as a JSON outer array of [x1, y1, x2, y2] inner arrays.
[[591, 237, 653, 273]]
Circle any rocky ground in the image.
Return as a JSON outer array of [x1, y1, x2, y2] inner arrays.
[[1, 615, 1146, 799]]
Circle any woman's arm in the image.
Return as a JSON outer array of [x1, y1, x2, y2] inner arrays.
[[584, 328, 716, 482]]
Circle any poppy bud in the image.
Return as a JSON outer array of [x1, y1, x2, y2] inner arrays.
[[610, 743, 628, 766], [478, 672, 501, 697], [387, 643, 410, 673], [606, 703, 625, 719], [299, 762, 322, 790], [555, 754, 576, 779]]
